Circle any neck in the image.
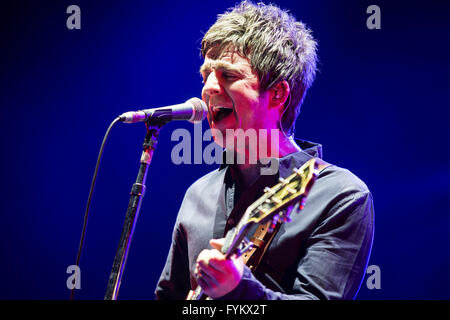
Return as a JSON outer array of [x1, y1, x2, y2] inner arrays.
[[230, 134, 301, 189]]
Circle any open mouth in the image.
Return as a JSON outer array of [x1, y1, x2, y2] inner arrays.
[[211, 106, 234, 122]]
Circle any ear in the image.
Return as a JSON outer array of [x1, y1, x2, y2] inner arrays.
[[269, 80, 290, 110]]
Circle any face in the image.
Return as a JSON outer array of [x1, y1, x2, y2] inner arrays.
[[200, 47, 280, 149]]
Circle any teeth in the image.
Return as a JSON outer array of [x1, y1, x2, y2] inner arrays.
[[212, 106, 232, 112]]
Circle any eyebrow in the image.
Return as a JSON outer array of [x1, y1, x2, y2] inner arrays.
[[199, 61, 243, 78]]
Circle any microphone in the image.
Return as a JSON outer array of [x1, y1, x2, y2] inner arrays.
[[118, 97, 207, 124]]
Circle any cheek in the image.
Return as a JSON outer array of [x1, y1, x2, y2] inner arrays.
[[229, 84, 259, 107], [238, 99, 272, 128], [233, 92, 261, 117]]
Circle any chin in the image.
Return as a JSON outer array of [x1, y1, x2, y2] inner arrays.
[[208, 120, 236, 148], [209, 126, 226, 149]]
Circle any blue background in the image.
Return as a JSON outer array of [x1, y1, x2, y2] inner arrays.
[[1, 0, 449, 299]]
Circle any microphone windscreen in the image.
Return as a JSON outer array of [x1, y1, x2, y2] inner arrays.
[[187, 98, 208, 123]]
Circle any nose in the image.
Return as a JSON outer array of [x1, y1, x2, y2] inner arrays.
[[202, 71, 222, 101]]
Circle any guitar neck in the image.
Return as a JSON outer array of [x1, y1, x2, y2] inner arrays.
[[222, 223, 253, 259]]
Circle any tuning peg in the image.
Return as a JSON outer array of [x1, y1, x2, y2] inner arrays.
[[264, 186, 275, 195], [269, 214, 280, 233], [282, 205, 295, 223], [298, 197, 307, 210], [271, 197, 281, 204], [286, 187, 296, 194]]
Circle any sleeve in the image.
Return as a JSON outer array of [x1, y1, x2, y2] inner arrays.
[[217, 189, 375, 300], [154, 214, 191, 300]]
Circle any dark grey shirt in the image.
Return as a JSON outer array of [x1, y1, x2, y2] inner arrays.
[[155, 140, 374, 300]]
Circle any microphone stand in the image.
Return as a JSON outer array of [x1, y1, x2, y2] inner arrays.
[[104, 119, 165, 300]]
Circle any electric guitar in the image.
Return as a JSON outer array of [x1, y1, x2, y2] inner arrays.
[[186, 157, 321, 300]]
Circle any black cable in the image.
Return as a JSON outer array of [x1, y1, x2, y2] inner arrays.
[[70, 117, 121, 300]]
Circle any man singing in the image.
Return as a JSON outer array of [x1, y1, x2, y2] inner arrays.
[[155, 1, 374, 300]]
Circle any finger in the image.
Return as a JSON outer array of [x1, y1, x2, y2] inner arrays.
[[196, 265, 219, 288], [208, 257, 231, 273], [196, 273, 209, 290], [197, 248, 222, 262], [198, 259, 223, 279], [209, 238, 225, 251]]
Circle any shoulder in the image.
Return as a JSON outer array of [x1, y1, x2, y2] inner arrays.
[[317, 162, 370, 196], [308, 161, 374, 218], [303, 161, 374, 230]]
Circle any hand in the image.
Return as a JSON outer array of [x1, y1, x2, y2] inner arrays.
[[195, 238, 244, 299]]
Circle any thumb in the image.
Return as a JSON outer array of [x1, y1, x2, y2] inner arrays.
[[209, 238, 225, 251]]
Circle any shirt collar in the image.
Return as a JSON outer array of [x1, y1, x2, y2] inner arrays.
[[219, 138, 323, 179]]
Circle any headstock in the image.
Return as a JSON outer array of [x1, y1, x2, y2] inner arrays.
[[247, 157, 319, 226], [223, 158, 320, 258]]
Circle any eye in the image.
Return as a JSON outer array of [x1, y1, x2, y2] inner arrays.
[[222, 72, 238, 80]]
